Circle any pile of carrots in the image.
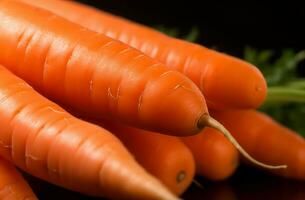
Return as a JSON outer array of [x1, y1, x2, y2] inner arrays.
[[0, 0, 303, 199]]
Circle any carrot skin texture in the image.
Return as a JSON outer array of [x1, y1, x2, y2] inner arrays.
[[99, 120, 195, 195], [0, 0, 207, 136], [0, 158, 37, 200], [182, 128, 239, 181], [212, 110, 305, 179], [0, 65, 178, 200], [20, 0, 267, 110]]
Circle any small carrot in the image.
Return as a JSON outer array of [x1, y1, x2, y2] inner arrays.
[[0, 64, 178, 200], [0, 0, 285, 170], [21, 0, 267, 110], [212, 109, 305, 179], [98, 120, 195, 195], [0, 158, 38, 200], [182, 128, 239, 181]]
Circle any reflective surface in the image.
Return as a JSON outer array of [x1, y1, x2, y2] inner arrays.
[[26, 165, 305, 200], [183, 166, 305, 200]]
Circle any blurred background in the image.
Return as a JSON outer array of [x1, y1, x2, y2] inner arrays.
[[77, 0, 305, 56]]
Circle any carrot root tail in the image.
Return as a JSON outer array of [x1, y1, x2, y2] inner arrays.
[[198, 114, 287, 170]]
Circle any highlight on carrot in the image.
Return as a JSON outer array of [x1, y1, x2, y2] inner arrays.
[[21, 0, 267, 111], [97, 119, 195, 195], [0, 0, 285, 171], [182, 127, 239, 181], [211, 110, 305, 178], [0, 158, 38, 200], [0, 64, 178, 200]]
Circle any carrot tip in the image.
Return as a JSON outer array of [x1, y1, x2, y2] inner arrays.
[[200, 115, 287, 170], [197, 114, 209, 130], [176, 171, 186, 183]]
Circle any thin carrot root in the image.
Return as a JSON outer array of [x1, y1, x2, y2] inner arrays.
[[198, 114, 287, 170], [192, 179, 204, 190]]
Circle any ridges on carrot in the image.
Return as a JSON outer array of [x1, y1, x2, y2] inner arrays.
[[0, 64, 178, 200], [0, 0, 207, 136], [20, 0, 267, 111]]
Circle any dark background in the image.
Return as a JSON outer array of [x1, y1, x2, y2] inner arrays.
[[77, 0, 305, 57]]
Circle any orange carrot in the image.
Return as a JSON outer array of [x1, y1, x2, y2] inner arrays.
[[0, 0, 207, 136], [0, 158, 37, 200], [0, 0, 281, 169], [0, 64, 177, 200], [212, 109, 305, 179], [21, 0, 267, 110], [182, 128, 239, 181], [98, 120, 195, 195]]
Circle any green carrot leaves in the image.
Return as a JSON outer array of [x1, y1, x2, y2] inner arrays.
[[244, 47, 305, 136]]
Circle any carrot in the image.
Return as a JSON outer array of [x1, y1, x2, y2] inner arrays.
[[182, 128, 239, 181], [0, 158, 37, 200], [0, 64, 178, 200], [0, 0, 207, 136], [212, 109, 305, 180], [20, 0, 267, 110], [0, 0, 282, 169], [98, 120, 195, 195]]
